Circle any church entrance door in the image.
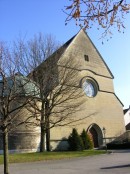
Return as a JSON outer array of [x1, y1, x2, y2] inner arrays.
[[87, 124, 103, 148], [89, 127, 99, 148]]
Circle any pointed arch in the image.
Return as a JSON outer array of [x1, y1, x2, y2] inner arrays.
[[87, 123, 103, 148]]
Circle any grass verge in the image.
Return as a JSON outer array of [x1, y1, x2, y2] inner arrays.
[[0, 150, 105, 164]]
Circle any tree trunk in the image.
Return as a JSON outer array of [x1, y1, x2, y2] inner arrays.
[[40, 124, 45, 152], [46, 124, 50, 151], [40, 108, 46, 152], [40, 99, 46, 152], [3, 128, 9, 174], [45, 100, 51, 151]]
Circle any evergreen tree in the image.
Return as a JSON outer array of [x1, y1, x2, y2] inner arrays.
[[68, 128, 84, 151], [80, 129, 94, 149]]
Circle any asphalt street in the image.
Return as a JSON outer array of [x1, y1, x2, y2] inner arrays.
[[0, 150, 130, 174]]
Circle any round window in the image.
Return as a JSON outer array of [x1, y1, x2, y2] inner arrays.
[[82, 79, 97, 97]]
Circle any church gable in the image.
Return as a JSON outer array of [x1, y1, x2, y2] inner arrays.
[[59, 29, 113, 79], [57, 29, 124, 107]]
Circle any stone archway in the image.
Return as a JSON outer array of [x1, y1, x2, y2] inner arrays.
[[87, 124, 103, 148]]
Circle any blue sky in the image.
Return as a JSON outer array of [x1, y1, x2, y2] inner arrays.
[[0, 0, 130, 108]]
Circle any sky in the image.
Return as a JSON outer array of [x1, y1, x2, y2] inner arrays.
[[0, 0, 130, 109]]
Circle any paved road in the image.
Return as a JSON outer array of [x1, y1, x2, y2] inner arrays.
[[0, 150, 130, 174]]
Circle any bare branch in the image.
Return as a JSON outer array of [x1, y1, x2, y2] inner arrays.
[[64, 0, 130, 38]]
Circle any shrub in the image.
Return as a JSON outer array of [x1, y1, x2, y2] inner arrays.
[[68, 128, 84, 151], [80, 129, 94, 149]]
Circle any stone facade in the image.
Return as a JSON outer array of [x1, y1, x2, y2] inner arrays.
[[49, 29, 125, 150]]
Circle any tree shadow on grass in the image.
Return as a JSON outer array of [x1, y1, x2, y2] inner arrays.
[[101, 164, 130, 169]]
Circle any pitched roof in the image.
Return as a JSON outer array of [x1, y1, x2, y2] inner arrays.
[[31, 29, 113, 79], [32, 35, 76, 73]]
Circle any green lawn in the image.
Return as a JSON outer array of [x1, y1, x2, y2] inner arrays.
[[0, 150, 106, 164]]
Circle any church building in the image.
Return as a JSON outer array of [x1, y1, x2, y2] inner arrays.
[[42, 29, 125, 150]]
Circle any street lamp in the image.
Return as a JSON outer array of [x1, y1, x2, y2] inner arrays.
[[102, 127, 107, 152]]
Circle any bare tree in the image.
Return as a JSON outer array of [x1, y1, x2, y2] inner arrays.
[[0, 42, 40, 174], [29, 52, 89, 152], [64, 0, 130, 38], [12, 34, 62, 152]]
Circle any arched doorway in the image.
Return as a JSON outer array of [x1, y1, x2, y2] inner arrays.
[[87, 124, 103, 148]]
